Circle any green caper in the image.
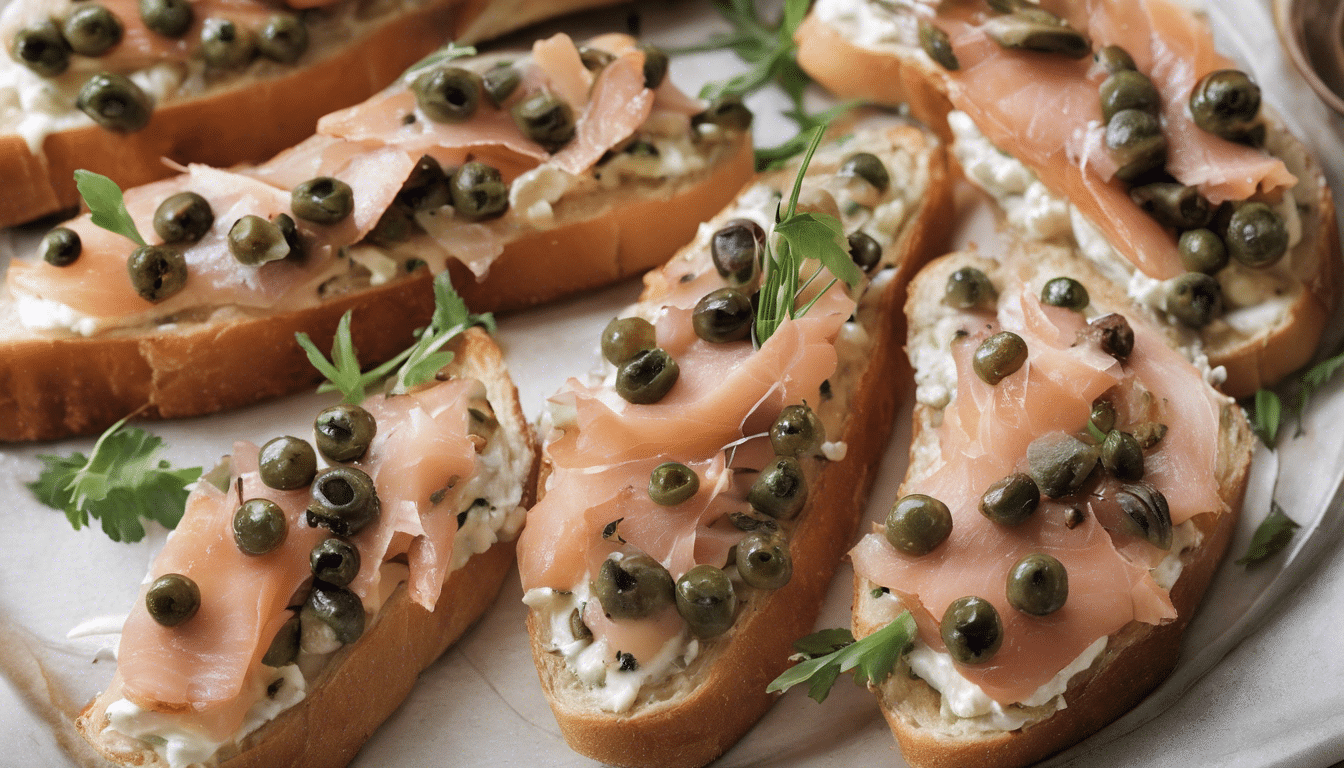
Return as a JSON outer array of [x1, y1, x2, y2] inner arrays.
[[770, 403, 825, 457], [391, 155, 448, 212], [153, 191, 213, 244], [847, 231, 882, 272], [1225, 202, 1288, 268], [291, 176, 354, 225], [413, 66, 482, 123], [314, 404, 377, 462], [692, 95, 753, 132], [748, 456, 807, 520], [1006, 553, 1068, 616], [1081, 312, 1134, 360], [973, 331, 1028, 385], [940, 596, 1003, 665], [140, 0, 192, 37], [303, 583, 365, 644], [839, 152, 891, 193], [307, 466, 380, 536], [1101, 429, 1144, 481], [1099, 70, 1161, 123], [1166, 272, 1222, 327], [310, 537, 360, 587], [1189, 69, 1261, 143], [1040, 277, 1089, 311], [257, 14, 308, 64], [639, 43, 668, 89], [228, 215, 289, 265], [12, 21, 70, 77], [578, 46, 615, 71], [482, 62, 521, 107], [258, 436, 317, 490], [63, 5, 123, 57], [591, 554, 674, 620], [232, 498, 288, 556], [200, 18, 256, 69], [1129, 182, 1213, 230], [40, 227, 81, 267], [449, 162, 509, 220], [601, 316, 658, 366], [919, 19, 959, 70], [1105, 108, 1167, 182], [261, 612, 301, 666], [692, 287, 753, 343], [983, 11, 1090, 58], [675, 564, 736, 637], [944, 266, 996, 310], [648, 462, 699, 506], [1093, 44, 1135, 74], [979, 473, 1040, 526], [368, 207, 413, 244], [126, 245, 187, 302], [615, 348, 679, 404], [145, 573, 200, 627], [1090, 399, 1117, 435], [885, 493, 953, 556], [710, 218, 764, 286], [735, 532, 792, 590], [1115, 481, 1172, 549], [1027, 432, 1100, 498], [1178, 229, 1229, 274], [274, 213, 305, 260], [77, 72, 152, 132], [511, 91, 575, 152]]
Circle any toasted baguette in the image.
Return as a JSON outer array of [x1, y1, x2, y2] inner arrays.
[[74, 326, 541, 768], [795, 1, 1341, 397], [521, 123, 953, 768], [0, 0, 624, 228], [851, 243, 1253, 768]]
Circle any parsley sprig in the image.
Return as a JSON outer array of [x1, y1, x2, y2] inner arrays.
[[73, 169, 146, 246], [767, 611, 916, 703], [1237, 501, 1300, 567]]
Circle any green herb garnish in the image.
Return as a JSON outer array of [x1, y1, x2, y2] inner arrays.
[[1293, 348, 1344, 435], [767, 611, 916, 703], [73, 169, 146, 246], [1250, 388, 1282, 448], [28, 418, 202, 542], [401, 42, 477, 82], [1237, 501, 1300, 567]]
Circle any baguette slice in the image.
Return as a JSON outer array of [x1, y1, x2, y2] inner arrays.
[[849, 242, 1253, 768], [516, 123, 953, 768], [74, 326, 540, 768], [795, 0, 1341, 397], [0, 0, 624, 228]]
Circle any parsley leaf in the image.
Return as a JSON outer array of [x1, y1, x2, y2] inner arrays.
[[755, 101, 864, 171], [1237, 501, 1300, 567], [73, 170, 146, 246], [1250, 388, 1282, 448], [767, 611, 916, 703], [1293, 348, 1344, 435], [295, 311, 368, 404], [27, 418, 201, 543], [401, 42, 477, 82]]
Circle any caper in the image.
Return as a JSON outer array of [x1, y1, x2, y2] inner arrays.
[[307, 466, 380, 536], [1129, 183, 1213, 230], [692, 287, 753, 343], [261, 612, 301, 666], [1105, 108, 1167, 182], [983, 11, 1090, 58], [1090, 399, 1117, 435], [275, 213, 305, 261], [973, 331, 1028, 385], [201, 18, 256, 69], [639, 43, 668, 89], [1178, 229, 1229, 274], [511, 91, 575, 152], [748, 456, 807, 520], [257, 14, 308, 64], [944, 266, 996, 310], [314, 404, 377, 462], [77, 72, 152, 132], [1040, 276, 1089, 311], [1133, 421, 1168, 449], [839, 152, 890, 193], [153, 191, 213, 244], [615, 348, 679, 404], [145, 573, 200, 627], [1027, 432, 1099, 498], [12, 21, 70, 77], [648, 462, 699, 506], [291, 176, 354, 225], [1080, 312, 1134, 360], [885, 493, 953, 556], [232, 498, 288, 555], [413, 66, 483, 124], [368, 207, 413, 245], [940, 596, 1003, 665], [591, 554, 674, 620], [258, 436, 317, 490], [1101, 429, 1145, 481], [675, 564, 736, 637], [482, 62, 521, 107], [568, 607, 592, 641], [140, 0, 192, 37], [303, 583, 365, 644], [449, 162, 508, 221], [919, 19, 959, 71], [847, 231, 882, 272], [601, 316, 658, 366], [1225, 202, 1288, 268], [1166, 272, 1222, 327], [126, 245, 187, 302], [735, 532, 792, 590], [63, 5, 123, 57], [692, 95, 753, 132], [40, 227, 81, 267], [1189, 69, 1261, 143], [1006, 553, 1068, 616], [310, 537, 360, 587], [710, 219, 764, 286], [770, 403, 825, 457], [979, 473, 1040, 526], [578, 45, 615, 71], [394, 155, 450, 212], [1115, 481, 1172, 549], [228, 215, 289, 265], [1093, 44, 1135, 74], [1099, 70, 1161, 123]]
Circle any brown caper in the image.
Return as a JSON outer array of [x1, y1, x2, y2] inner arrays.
[[885, 493, 953, 555], [1006, 553, 1068, 616], [973, 331, 1028, 385], [1089, 399, 1117, 435], [127, 245, 187, 302], [153, 191, 214, 244], [1101, 429, 1145, 481], [979, 473, 1040, 526], [940, 596, 1003, 665], [578, 45, 615, 71], [1079, 313, 1134, 361]]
